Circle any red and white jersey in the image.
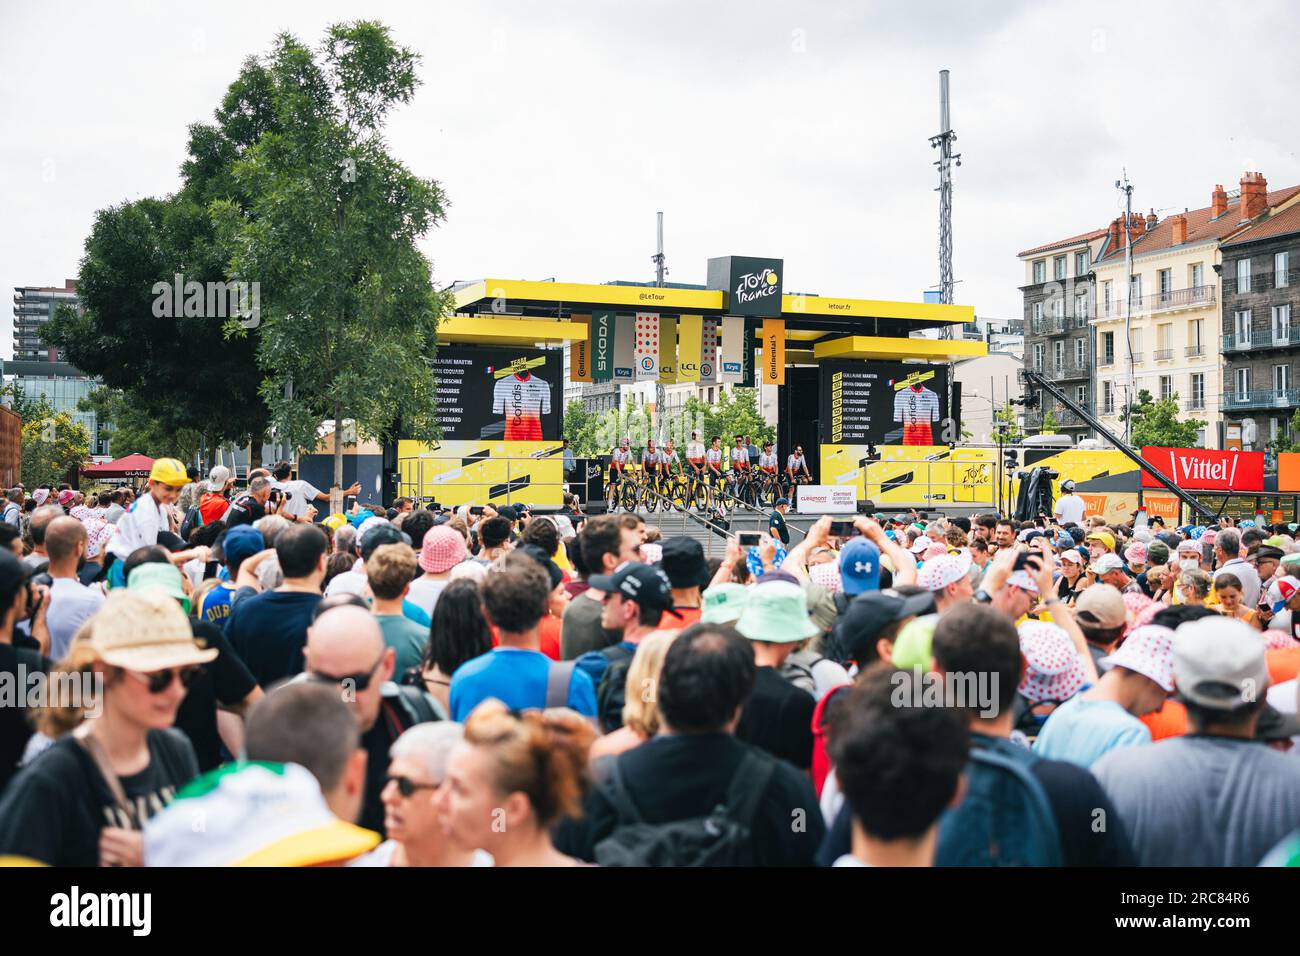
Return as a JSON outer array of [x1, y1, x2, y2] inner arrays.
[[611, 447, 632, 466], [685, 441, 706, 462], [641, 448, 662, 467], [660, 447, 680, 467], [493, 373, 551, 441], [893, 385, 940, 426], [706, 447, 724, 467], [758, 452, 778, 470]]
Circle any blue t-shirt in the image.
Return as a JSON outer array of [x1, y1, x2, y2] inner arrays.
[[200, 582, 237, 629], [1033, 695, 1152, 768], [449, 647, 597, 721], [575, 641, 635, 690], [403, 600, 431, 628]]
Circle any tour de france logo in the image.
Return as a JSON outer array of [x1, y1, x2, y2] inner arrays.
[[735, 268, 779, 307]]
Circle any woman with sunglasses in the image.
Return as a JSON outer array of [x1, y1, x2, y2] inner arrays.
[[0, 589, 210, 866], [439, 699, 595, 866], [352, 722, 492, 867]]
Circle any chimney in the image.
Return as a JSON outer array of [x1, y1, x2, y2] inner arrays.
[[1108, 217, 1122, 249], [1211, 183, 1228, 219], [1128, 212, 1146, 239], [1240, 171, 1268, 220], [1170, 214, 1188, 245], [1145, 209, 1158, 231]]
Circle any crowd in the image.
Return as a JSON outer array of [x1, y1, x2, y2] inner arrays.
[[0, 458, 1298, 868]]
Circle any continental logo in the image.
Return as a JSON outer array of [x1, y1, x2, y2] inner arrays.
[[767, 332, 779, 380], [735, 268, 779, 307]]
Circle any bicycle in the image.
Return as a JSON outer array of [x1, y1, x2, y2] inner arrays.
[[755, 470, 782, 508]]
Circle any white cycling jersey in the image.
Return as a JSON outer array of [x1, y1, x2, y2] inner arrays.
[[685, 441, 706, 461], [787, 454, 807, 471], [611, 448, 632, 466]]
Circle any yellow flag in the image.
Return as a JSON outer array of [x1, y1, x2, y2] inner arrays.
[[761, 318, 785, 385], [658, 316, 677, 384], [677, 314, 702, 382], [570, 314, 591, 382]]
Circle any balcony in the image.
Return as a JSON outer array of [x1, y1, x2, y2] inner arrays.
[[1222, 269, 1300, 296], [1184, 398, 1207, 411], [1024, 405, 1093, 429], [1041, 363, 1090, 381], [1153, 348, 1175, 362], [1222, 328, 1300, 352], [1222, 388, 1300, 412], [1096, 284, 1217, 319], [1185, 345, 1205, 358]]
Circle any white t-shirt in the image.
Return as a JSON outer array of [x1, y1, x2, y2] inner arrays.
[[107, 492, 165, 562], [275, 479, 323, 519], [349, 840, 493, 867], [407, 577, 448, 618], [1054, 493, 1086, 526]]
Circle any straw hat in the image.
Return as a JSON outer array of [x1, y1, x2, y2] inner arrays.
[[84, 590, 217, 672]]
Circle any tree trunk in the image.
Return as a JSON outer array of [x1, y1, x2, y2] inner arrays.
[[249, 440, 262, 471], [333, 399, 344, 490]]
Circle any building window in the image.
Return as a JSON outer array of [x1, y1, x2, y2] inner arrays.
[[1076, 385, 1088, 407], [1054, 256, 1067, 280], [1278, 251, 1290, 288], [1102, 381, 1114, 414], [1237, 257, 1251, 292], [1075, 338, 1085, 367], [1033, 260, 1046, 284], [1032, 301, 1044, 325], [1159, 375, 1173, 402], [1190, 373, 1205, 409], [1190, 262, 1204, 288], [1273, 305, 1291, 345], [1054, 341, 1065, 371], [1052, 298, 1064, 320], [1235, 367, 1250, 400], [1235, 310, 1252, 348], [1158, 268, 1172, 296], [1103, 280, 1113, 316], [1074, 295, 1088, 322], [1189, 318, 1203, 352], [1275, 364, 1291, 397], [1102, 331, 1115, 365], [1033, 343, 1045, 371], [1075, 250, 1088, 276], [1129, 274, 1143, 304]]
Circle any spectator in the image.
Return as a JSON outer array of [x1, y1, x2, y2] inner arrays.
[[367, 542, 431, 680], [408, 526, 467, 617], [449, 554, 597, 721], [440, 699, 595, 866], [1214, 572, 1260, 628], [1214, 528, 1261, 608], [0, 590, 208, 866], [197, 525, 264, 629], [560, 622, 824, 866], [43, 516, 105, 660], [828, 664, 969, 866], [473, 516, 513, 564], [225, 523, 327, 687], [1092, 618, 1300, 865], [22, 504, 64, 572], [419, 578, 494, 715], [656, 536, 708, 628], [1072, 584, 1127, 672], [561, 516, 638, 660], [0, 549, 50, 792], [589, 630, 679, 761]]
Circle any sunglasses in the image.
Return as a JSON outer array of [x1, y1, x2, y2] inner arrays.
[[386, 775, 440, 798], [127, 666, 202, 694], [308, 648, 387, 692]]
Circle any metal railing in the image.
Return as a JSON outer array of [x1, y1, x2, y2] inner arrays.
[[1222, 328, 1300, 351], [1185, 345, 1205, 357], [1222, 388, 1300, 411], [1222, 269, 1300, 295], [1153, 348, 1175, 361], [630, 482, 734, 557], [1097, 284, 1216, 318]]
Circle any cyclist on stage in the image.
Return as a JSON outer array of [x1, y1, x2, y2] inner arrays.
[[641, 438, 661, 491], [685, 430, 706, 481], [705, 436, 725, 488], [659, 439, 681, 480], [758, 441, 779, 490], [786, 445, 812, 485], [610, 438, 632, 489], [729, 435, 750, 478]]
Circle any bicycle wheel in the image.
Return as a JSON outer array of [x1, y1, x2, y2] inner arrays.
[[644, 477, 659, 513], [692, 476, 708, 511], [620, 479, 638, 513]]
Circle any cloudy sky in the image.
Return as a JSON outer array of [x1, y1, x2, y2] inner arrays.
[[3, 0, 1298, 358]]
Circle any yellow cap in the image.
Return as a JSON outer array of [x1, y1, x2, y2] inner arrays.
[[323, 514, 347, 532], [149, 458, 190, 487]]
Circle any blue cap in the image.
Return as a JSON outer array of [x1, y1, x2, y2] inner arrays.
[[1056, 533, 1074, 550], [222, 525, 265, 571], [1189, 526, 1206, 540], [775, 497, 791, 506], [840, 539, 882, 596]]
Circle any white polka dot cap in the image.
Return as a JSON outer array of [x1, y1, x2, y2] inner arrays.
[[1100, 624, 1176, 692], [1017, 620, 1086, 703]]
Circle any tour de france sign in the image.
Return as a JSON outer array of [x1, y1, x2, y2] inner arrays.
[[707, 255, 784, 318]]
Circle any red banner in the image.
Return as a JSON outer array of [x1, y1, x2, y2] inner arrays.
[[1140, 446, 1264, 492]]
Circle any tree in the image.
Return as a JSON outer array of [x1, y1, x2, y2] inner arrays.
[[1039, 408, 1059, 435], [994, 400, 1025, 444], [1124, 389, 1206, 448], [79, 388, 203, 462], [218, 23, 448, 487], [680, 388, 775, 449], [562, 400, 604, 458], [2, 386, 91, 488], [1266, 409, 1300, 456]]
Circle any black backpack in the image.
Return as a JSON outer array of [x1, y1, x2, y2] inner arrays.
[[595, 644, 636, 733], [593, 749, 777, 867]]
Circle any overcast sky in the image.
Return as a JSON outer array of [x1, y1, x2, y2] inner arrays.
[[3, 0, 1298, 358]]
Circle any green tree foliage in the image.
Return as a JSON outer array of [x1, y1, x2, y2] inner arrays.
[[562, 400, 604, 458], [1123, 389, 1206, 448], [994, 400, 1025, 444], [2, 386, 91, 488], [1039, 408, 1059, 435], [682, 388, 775, 447], [217, 23, 448, 486], [79, 388, 203, 462], [1266, 409, 1300, 456]]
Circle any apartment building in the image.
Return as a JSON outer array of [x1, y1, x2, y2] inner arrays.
[[1218, 200, 1300, 451], [1016, 228, 1107, 442], [1091, 173, 1300, 449]]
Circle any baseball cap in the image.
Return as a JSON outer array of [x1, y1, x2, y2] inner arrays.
[[908, 537, 931, 555], [1265, 575, 1300, 613], [658, 536, 710, 589], [775, 497, 791, 506], [1173, 617, 1270, 710], [495, 505, 519, 523], [833, 590, 935, 662], [1005, 570, 1039, 593], [1176, 538, 1202, 554], [1085, 530, 1116, 552], [1018, 621, 1087, 703], [1090, 553, 1126, 575], [150, 458, 190, 487], [735, 580, 818, 644], [1059, 548, 1085, 565], [57, 490, 74, 506], [1146, 541, 1170, 566], [587, 562, 678, 616], [1100, 624, 1176, 692], [701, 583, 748, 623], [839, 539, 882, 596], [1074, 584, 1127, 629], [127, 562, 193, 615], [917, 552, 973, 592], [889, 614, 939, 671], [221, 525, 266, 571], [207, 464, 232, 492], [419, 526, 467, 574]]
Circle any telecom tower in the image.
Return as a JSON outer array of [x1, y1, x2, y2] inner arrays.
[[929, 70, 961, 335]]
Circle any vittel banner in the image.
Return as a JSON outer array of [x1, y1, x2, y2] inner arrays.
[[1140, 446, 1265, 492]]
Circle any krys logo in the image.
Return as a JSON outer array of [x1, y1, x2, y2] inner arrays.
[[735, 268, 779, 307]]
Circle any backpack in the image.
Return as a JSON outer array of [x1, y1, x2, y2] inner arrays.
[[378, 681, 446, 732], [935, 735, 1063, 867], [595, 643, 636, 733], [593, 749, 777, 867], [179, 506, 203, 543]]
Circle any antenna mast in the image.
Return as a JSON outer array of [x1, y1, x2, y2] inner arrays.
[[930, 69, 961, 335], [653, 212, 666, 433]]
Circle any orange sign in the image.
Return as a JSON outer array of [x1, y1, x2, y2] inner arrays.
[[1279, 453, 1300, 493], [1079, 491, 1180, 525]]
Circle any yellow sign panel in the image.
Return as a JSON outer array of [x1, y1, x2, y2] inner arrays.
[[659, 316, 677, 384], [570, 314, 591, 382], [761, 318, 785, 385], [396, 439, 565, 506], [677, 314, 702, 382]]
